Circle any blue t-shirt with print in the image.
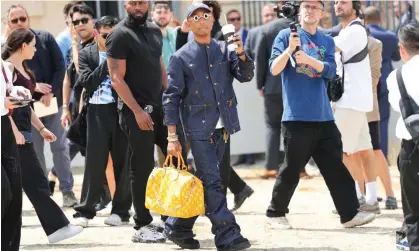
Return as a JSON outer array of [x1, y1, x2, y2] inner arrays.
[[269, 28, 336, 122]]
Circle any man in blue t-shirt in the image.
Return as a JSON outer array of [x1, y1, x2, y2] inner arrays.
[[265, 0, 376, 229]]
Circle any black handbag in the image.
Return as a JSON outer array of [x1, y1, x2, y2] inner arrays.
[[327, 21, 369, 102], [66, 103, 88, 148], [396, 67, 419, 149]]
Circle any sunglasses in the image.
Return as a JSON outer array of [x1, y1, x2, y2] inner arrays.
[[190, 13, 211, 22], [228, 17, 241, 22], [100, 33, 109, 39], [72, 17, 90, 26], [10, 16, 27, 24]]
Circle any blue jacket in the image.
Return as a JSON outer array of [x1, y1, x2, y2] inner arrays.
[[26, 29, 66, 106], [163, 39, 255, 140], [367, 24, 400, 96]]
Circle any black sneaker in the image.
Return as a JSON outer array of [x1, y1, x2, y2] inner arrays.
[[231, 185, 254, 212], [217, 237, 251, 251], [166, 235, 200, 249]]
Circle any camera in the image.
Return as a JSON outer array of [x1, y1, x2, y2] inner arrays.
[[274, 1, 300, 20]]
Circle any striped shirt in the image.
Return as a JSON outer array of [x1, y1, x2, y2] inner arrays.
[[89, 52, 115, 104]]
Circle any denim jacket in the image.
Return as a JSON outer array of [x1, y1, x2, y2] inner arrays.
[[163, 39, 255, 140]]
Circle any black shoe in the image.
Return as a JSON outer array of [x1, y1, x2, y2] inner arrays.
[[231, 185, 254, 212], [49, 181, 56, 196], [165, 233, 200, 249], [232, 156, 247, 166], [377, 196, 383, 202], [217, 237, 251, 251]]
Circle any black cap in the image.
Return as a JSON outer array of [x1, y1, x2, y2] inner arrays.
[[186, 3, 211, 19]]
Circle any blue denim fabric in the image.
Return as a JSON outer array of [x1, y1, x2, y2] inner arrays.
[[164, 129, 242, 247], [163, 39, 254, 140]]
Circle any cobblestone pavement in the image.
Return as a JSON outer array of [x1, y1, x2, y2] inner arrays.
[[20, 166, 402, 251]]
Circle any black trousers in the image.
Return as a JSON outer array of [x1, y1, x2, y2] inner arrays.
[[264, 95, 284, 170], [266, 121, 359, 224], [1, 115, 22, 251], [120, 105, 171, 229], [398, 139, 419, 251], [219, 138, 246, 195], [74, 103, 132, 220], [19, 143, 69, 235]]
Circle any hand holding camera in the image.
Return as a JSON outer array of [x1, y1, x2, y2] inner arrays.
[[288, 32, 301, 53]]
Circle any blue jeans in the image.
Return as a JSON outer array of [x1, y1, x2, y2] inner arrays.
[[165, 129, 243, 247]]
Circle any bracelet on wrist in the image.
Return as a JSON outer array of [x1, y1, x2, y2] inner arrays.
[[167, 134, 178, 142], [38, 126, 46, 132]]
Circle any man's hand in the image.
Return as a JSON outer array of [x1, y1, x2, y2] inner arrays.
[[40, 128, 56, 142], [288, 32, 301, 53], [294, 51, 311, 65], [258, 89, 264, 97], [61, 107, 72, 128], [167, 140, 182, 156], [40, 93, 54, 106], [35, 83, 52, 94], [5, 97, 29, 109], [231, 34, 244, 53], [180, 20, 190, 33], [134, 110, 154, 131]]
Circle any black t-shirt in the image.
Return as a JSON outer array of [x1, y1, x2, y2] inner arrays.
[[106, 19, 163, 107]]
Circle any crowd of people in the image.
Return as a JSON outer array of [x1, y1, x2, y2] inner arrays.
[[1, 0, 418, 251]]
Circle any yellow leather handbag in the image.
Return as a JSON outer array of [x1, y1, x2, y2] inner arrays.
[[145, 153, 205, 218]]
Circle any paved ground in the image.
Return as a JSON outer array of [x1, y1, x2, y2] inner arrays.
[[20, 165, 402, 251]]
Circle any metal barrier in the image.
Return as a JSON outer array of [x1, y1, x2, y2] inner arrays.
[[241, 0, 417, 32]]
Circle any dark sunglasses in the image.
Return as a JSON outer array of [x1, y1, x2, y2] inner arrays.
[[228, 17, 241, 22], [100, 33, 109, 39], [72, 17, 90, 26], [10, 16, 27, 24]]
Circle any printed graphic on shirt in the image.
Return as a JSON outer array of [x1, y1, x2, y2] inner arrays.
[[296, 42, 326, 78]]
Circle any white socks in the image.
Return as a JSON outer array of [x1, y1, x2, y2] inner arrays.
[[365, 182, 377, 205], [355, 181, 363, 200]]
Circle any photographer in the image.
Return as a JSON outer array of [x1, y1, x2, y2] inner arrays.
[[266, 0, 375, 229]]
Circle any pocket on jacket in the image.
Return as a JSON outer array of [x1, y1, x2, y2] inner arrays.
[[224, 97, 239, 126], [184, 105, 207, 133]]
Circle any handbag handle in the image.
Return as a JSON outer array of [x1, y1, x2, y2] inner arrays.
[[163, 153, 187, 171]]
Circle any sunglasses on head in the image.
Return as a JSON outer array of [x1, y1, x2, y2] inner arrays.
[[228, 17, 241, 22], [72, 17, 90, 26], [10, 16, 27, 24]]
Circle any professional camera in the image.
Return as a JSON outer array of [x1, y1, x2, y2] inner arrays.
[[274, 1, 300, 20]]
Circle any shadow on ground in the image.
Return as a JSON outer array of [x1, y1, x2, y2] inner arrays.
[[21, 243, 120, 250]]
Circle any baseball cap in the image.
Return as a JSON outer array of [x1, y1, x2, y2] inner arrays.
[[186, 3, 211, 19]]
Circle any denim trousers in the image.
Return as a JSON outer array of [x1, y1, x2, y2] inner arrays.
[[165, 129, 243, 247]]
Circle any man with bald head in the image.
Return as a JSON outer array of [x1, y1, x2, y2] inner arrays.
[[106, 0, 167, 243]]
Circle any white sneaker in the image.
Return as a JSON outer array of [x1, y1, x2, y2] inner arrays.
[[266, 216, 292, 230], [396, 237, 410, 250], [48, 224, 83, 244], [96, 202, 112, 217], [74, 217, 89, 228], [131, 224, 166, 243], [104, 214, 129, 226], [342, 211, 376, 228]]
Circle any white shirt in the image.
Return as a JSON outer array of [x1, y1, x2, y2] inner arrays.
[[387, 55, 419, 140], [1, 60, 13, 116], [334, 18, 373, 112]]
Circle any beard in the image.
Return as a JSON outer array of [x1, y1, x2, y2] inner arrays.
[[155, 19, 169, 28], [127, 10, 149, 27]]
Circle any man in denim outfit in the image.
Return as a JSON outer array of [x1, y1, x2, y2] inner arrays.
[[163, 4, 254, 250]]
